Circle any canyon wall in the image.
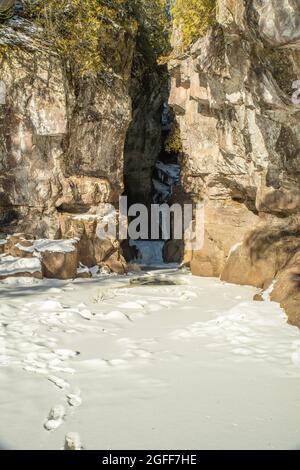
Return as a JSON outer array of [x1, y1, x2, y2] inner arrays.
[[169, 0, 300, 326], [124, 54, 166, 207], [0, 14, 164, 275]]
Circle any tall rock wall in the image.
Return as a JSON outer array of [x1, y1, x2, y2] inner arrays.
[[0, 17, 133, 235], [169, 0, 300, 326], [0, 15, 136, 273], [124, 54, 166, 207]]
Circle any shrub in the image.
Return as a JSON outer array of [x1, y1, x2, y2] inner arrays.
[[171, 0, 216, 49], [165, 121, 183, 154], [22, 0, 170, 76]]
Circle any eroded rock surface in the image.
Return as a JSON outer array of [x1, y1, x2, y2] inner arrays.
[[0, 16, 134, 273]]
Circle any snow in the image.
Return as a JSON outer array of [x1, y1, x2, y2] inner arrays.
[[0, 256, 41, 276], [262, 280, 276, 301], [15, 239, 78, 254], [229, 242, 243, 256], [77, 264, 90, 275], [0, 269, 300, 450], [156, 161, 180, 179]]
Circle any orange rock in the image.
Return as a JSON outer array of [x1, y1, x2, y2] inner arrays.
[[270, 252, 300, 328], [41, 250, 78, 280]]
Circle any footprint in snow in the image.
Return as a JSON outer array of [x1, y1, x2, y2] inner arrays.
[[67, 390, 82, 408], [44, 405, 66, 431], [48, 375, 70, 390]]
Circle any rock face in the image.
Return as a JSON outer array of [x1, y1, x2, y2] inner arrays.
[[270, 251, 300, 328], [124, 55, 166, 207], [169, 0, 300, 325], [0, 16, 134, 273]]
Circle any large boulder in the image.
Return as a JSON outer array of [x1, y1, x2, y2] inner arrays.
[[190, 201, 259, 278], [221, 220, 300, 288], [101, 252, 127, 275], [32, 239, 79, 280], [163, 240, 185, 264], [41, 250, 78, 280], [59, 213, 125, 273]]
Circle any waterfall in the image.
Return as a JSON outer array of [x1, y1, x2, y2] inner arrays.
[[129, 240, 165, 266], [130, 159, 181, 266]]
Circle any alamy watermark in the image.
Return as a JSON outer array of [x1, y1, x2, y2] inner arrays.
[[95, 196, 205, 251]]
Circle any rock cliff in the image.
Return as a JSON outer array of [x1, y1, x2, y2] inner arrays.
[[169, 0, 300, 326], [124, 53, 166, 207], [0, 10, 165, 277]]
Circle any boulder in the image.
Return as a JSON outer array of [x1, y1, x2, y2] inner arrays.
[[121, 240, 139, 263], [101, 252, 127, 275], [59, 214, 125, 271], [30, 240, 79, 280], [221, 222, 300, 288], [191, 202, 258, 278], [41, 250, 78, 280], [127, 263, 142, 273]]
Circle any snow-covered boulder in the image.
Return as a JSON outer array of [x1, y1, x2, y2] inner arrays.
[[32, 239, 79, 280]]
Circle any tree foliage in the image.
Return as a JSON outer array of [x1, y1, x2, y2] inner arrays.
[[131, 0, 171, 65], [21, 1, 217, 74], [171, 0, 216, 49], [165, 121, 183, 154], [22, 0, 170, 76]]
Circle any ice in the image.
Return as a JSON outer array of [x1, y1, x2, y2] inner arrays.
[[32, 239, 78, 254], [130, 240, 165, 266]]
